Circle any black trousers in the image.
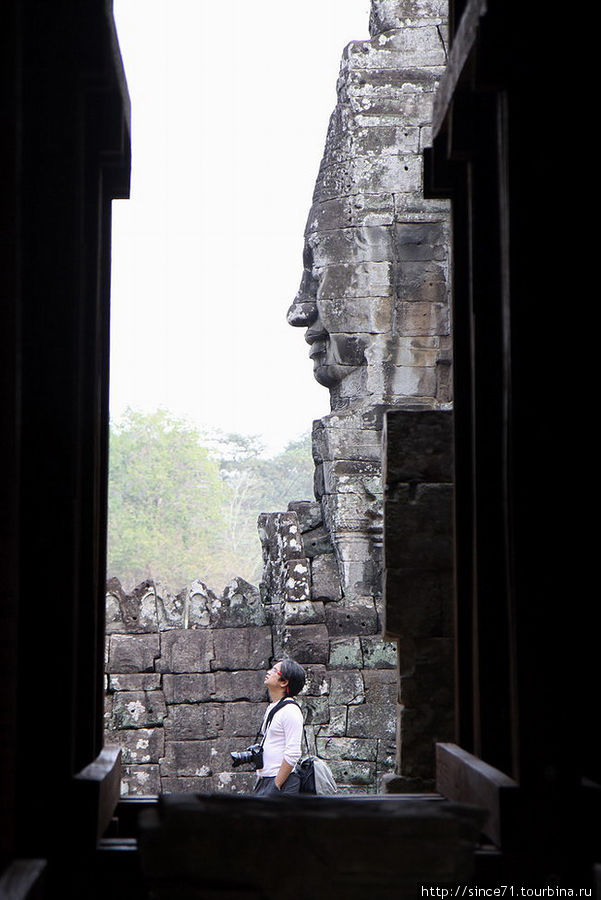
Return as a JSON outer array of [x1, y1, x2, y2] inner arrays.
[[253, 772, 301, 797]]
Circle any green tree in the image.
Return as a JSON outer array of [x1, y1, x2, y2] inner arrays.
[[107, 409, 228, 591], [214, 431, 315, 584], [254, 433, 316, 512], [107, 411, 316, 593]]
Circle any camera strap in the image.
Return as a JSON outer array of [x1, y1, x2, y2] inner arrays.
[[256, 698, 312, 761], [256, 697, 298, 747]]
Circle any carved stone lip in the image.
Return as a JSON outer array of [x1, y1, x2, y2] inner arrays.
[[308, 343, 327, 360], [305, 325, 328, 349]]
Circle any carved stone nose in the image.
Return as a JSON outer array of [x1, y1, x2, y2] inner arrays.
[[287, 260, 318, 327], [286, 297, 318, 327]]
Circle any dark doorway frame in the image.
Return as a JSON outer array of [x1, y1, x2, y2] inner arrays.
[[1, 0, 130, 890]]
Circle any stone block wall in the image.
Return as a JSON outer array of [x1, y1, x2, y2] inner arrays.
[[382, 409, 455, 791], [277, 0, 454, 791], [105, 574, 397, 795]]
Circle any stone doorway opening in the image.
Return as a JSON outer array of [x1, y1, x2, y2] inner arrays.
[[104, 0, 454, 800]]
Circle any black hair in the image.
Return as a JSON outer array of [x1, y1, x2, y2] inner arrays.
[[278, 658, 306, 697]]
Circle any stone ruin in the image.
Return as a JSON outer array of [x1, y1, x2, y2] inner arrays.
[[105, 573, 396, 795], [105, 0, 454, 796]]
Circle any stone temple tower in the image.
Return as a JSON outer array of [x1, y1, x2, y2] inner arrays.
[[259, 0, 453, 791]]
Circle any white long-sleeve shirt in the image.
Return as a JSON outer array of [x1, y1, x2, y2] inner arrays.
[[256, 699, 304, 777]]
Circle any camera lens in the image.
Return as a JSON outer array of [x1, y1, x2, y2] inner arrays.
[[230, 750, 252, 769]]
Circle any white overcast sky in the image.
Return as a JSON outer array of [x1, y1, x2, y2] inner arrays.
[[110, 0, 370, 454]]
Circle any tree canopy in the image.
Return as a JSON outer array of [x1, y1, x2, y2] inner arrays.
[[107, 409, 314, 593]]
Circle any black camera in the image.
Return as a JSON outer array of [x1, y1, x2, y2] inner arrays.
[[230, 743, 264, 770]]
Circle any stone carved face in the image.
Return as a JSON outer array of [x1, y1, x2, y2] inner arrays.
[[287, 244, 364, 389], [286, 0, 450, 408], [288, 301, 369, 389], [286, 226, 385, 390]]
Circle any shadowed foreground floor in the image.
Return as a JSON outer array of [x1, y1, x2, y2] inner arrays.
[[137, 793, 484, 900]]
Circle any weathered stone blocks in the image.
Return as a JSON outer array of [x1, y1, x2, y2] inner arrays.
[[281, 558, 311, 602], [307, 195, 395, 234], [122, 765, 161, 796], [108, 634, 160, 674], [108, 673, 161, 692], [383, 407, 453, 483], [283, 624, 329, 665], [325, 706, 348, 736], [214, 578, 266, 627], [159, 775, 211, 794], [300, 526, 333, 558], [312, 417, 382, 464], [300, 665, 329, 696], [223, 702, 268, 738], [182, 580, 218, 628], [385, 482, 452, 566], [283, 599, 325, 626], [322, 458, 381, 495], [361, 637, 398, 668], [212, 670, 268, 703], [324, 598, 378, 636], [113, 691, 167, 729], [162, 674, 216, 704], [164, 704, 224, 741], [327, 759, 376, 787], [394, 221, 447, 260], [258, 511, 312, 604], [257, 511, 304, 561], [156, 630, 213, 674], [287, 500, 323, 532], [111, 728, 164, 765], [347, 699, 396, 740], [345, 27, 446, 70], [329, 637, 363, 669], [370, 0, 447, 36], [160, 741, 215, 778], [396, 260, 448, 304], [384, 567, 452, 637], [396, 300, 449, 336], [211, 772, 256, 794], [316, 736, 378, 762], [309, 225, 393, 267], [316, 260, 393, 300], [106, 577, 158, 633], [329, 671, 365, 706], [322, 493, 373, 533], [341, 68, 443, 105], [310, 554, 343, 602], [300, 695, 330, 726], [210, 627, 272, 671], [388, 364, 437, 397]]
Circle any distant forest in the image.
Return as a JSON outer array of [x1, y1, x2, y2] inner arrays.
[[107, 409, 314, 593]]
